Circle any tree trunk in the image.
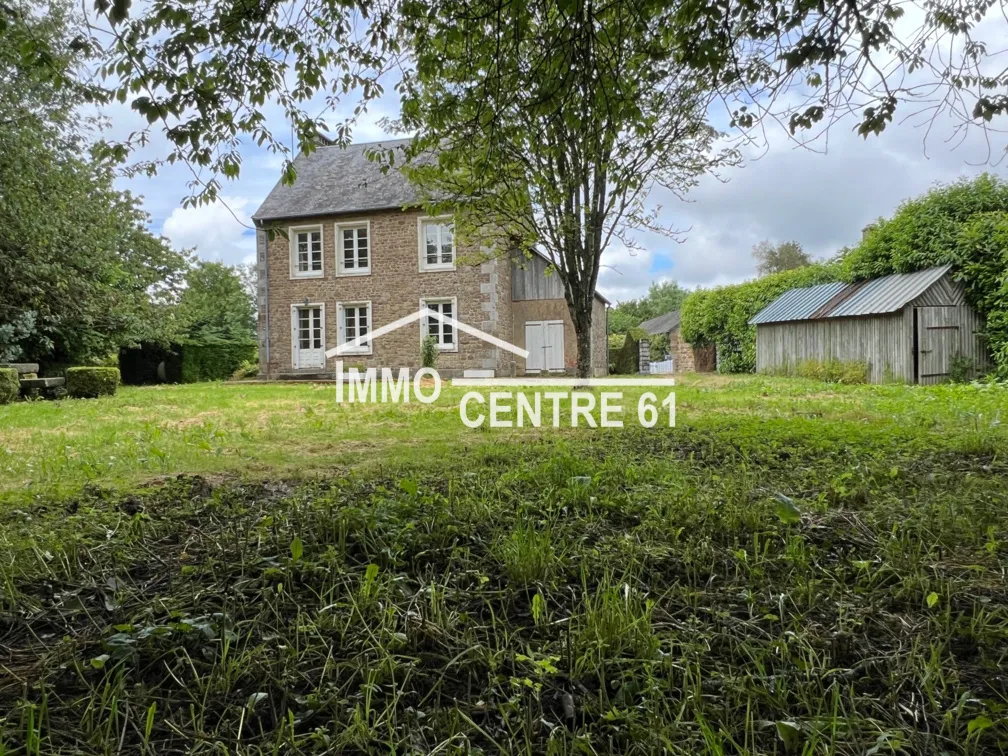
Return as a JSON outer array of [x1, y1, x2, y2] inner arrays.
[[572, 305, 593, 378]]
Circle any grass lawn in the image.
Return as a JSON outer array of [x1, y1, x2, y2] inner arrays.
[[1, 375, 1006, 753]]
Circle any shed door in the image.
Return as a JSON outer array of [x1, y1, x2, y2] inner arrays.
[[917, 307, 959, 384], [524, 320, 565, 372], [525, 322, 545, 372], [544, 321, 565, 371]]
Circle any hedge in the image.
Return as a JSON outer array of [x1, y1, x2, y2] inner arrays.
[[840, 174, 1008, 377], [179, 342, 257, 383], [66, 367, 120, 398], [0, 367, 18, 404], [119, 342, 183, 385], [680, 264, 840, 373]]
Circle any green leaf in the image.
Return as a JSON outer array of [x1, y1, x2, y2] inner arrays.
[[967, 715, 992, 737], [90, 654, 110, 669], [775, 720, 801, 753], [774, 493, 802, 525], [926, 591, 939, 608], [290, 536, 303, 562]]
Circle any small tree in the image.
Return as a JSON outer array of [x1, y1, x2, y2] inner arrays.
[[401, 0, 735, 376], [752, 240, 811, 277]]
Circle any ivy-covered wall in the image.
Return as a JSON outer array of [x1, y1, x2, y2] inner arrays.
[[680, 264, 839, 374]]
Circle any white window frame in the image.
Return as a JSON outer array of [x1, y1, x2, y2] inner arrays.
[[417, 216, 456, 272], [420, 296, 459, 352], [290, 302, 326, 369], [289, 225, 325, 279], [337, 300, 373, 355], [335, 220, 371, 277]]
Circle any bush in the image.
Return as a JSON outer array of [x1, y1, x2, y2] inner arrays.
[[680, 263, 840, 374], [66, 367, 120, 398], [230, 359, 260, 380], [421, 336, 439, 369], [793, 359, 869, 384], [179, 342, 257, 383], [0, 367, 18, 404], [611, 328, 646, 374], [648, 332, 670, 361]]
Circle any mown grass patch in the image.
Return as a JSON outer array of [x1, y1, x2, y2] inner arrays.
[[0, 376, 1006, 752]]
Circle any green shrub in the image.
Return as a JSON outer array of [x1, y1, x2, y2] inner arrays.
[[792, 359, 869, 384], [0, 367, 18, 404], [648, 332, 670, 360], [230, 359, 260, 380], [421, 336, 439, 369], [65, 367, 120, 398], [611, 330, 642, 374], [179, 342, 257, 383], [680, 264, 840, 374]]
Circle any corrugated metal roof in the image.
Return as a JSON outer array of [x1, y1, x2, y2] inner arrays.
[[639, 310, 680, 335], [749, 265, 953, 325], [828, 264, 952, 317], [749, 281, 847, 325]]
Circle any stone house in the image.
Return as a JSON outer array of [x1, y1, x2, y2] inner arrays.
[[251, 139, 609, 378], [638, 310, 715, 372]]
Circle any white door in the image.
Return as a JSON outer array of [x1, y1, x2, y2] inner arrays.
[[544, 321, 565, 371], [525, 320, 565, 372], [293, 306, 324, 369], [525, 322, 545, 372]]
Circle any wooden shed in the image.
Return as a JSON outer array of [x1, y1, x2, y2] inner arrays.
[[750, 265, 990, 384]]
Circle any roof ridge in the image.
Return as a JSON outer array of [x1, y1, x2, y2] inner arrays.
[[317, 136, 413, 148]]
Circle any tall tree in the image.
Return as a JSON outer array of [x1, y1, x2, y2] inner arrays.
[[0, 1, 188, 364], [176, 261, 256, 344], [399, 0, 732, 375], [609, 281, 690, 334], [752, 240, 811, 277]]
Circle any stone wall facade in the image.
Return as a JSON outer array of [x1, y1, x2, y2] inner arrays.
[[668, 326, 695, 372], [257, 206, 607, 378], [258, 208, 511, 377]]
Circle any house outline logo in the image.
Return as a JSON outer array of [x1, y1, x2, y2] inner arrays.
[[325, 308, 530, 360]]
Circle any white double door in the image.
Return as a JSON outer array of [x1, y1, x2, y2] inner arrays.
[[525, 320, 565, 372], [292, 305, 325, 369]]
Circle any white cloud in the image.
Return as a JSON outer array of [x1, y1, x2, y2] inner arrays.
[[161, 197, 254, 265]]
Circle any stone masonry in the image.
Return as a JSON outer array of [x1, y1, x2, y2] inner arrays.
[[259, 208, 512, 378]]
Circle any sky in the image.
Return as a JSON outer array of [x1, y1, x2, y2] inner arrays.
[[111, 71, 1003, 305]]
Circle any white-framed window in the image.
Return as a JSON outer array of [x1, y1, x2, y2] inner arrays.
[[337, 301, 372, 355], [421, 297, 457, 351], [418, 217, 455, 272], [336, 221, 370, 276], [290, 225, 324, 278]]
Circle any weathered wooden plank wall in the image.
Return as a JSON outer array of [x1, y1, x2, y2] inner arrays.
[[755, 312, 912, 383], [512, 254, 565, 301]]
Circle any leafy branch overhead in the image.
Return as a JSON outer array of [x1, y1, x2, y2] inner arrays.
[[78, 0, 1008, 210]]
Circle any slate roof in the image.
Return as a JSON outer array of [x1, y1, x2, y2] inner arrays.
[[749, 265, 954, 325], [638, 310, 681, 335], [252, 139, 420, 222]]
